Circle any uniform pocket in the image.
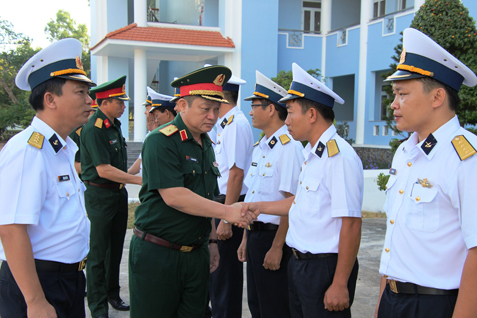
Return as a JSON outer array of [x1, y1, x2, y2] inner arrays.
[[299, 176, 320, 211], [405, 185, 439, 232]]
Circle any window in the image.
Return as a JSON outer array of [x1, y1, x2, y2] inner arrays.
[[380, 85, 391, 120], [383, 126, 389, 136], [373, 0, 385, 18], [303, 1, 321, 33], [374, 125, 380, 136]]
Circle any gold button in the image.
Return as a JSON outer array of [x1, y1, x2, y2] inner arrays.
[[263, 156, 265, 158], [293, 201, 296, 204], [66, 192, 69, 196], [300, 181, 302, 184], [207, 193, 209, 196], [218, 133, 221, 136], [263, 173, 266, 176], [205, 171, 207, 175], [407, 162, 412, 167], [385, 248, 390, 253], [385, 186, 388, 190], [390, 220, 394, 224], [399, 189, 404, 194], [193, 170, 195, 174], [306, 186, 309, 190], [252, 191, 255, 194], [304, 161, 307, 165], [250, 173, 253, 176], [416, 196, 421, 202]]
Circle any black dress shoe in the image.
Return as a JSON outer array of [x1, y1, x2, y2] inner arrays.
[[108, 297, 130, 311]]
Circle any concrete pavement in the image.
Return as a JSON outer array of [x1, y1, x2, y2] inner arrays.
[[85, 218, 386, 318]]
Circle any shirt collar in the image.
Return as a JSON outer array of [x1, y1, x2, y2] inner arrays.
[[303, 124, 337, 159], [31, 116, 75, 155], [174, 113, 212, 148], [217, 106, 238, 130], [260, 125, 289, 150], [96, 108, 121, 128]]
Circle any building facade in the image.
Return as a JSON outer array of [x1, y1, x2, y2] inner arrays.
[[90, 0, 477, 146]]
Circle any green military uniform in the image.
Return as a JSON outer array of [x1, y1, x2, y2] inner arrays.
[[129, 65, 231, 318], [80, 77, 129, 317], [69, 127, 82, 162]]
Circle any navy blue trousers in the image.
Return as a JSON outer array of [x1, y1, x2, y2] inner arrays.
[[246, 229, 292, 318], [378, 284, 457, 318], [288, 254, 358, 318], [0, 261, 86, 318]]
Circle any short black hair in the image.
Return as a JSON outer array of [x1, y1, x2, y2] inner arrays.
[[417, 77, 460, 111], [157, 106, 177, 117], [28, 77, 66, 111], [295, 98, 335, 122], [223, 90, 238, 105], [257, 98, 287, 121], [183, 95, 199, 107], [97, 97, 114, 107]]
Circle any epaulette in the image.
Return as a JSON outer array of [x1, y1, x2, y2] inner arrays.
[[227, 115, 234, 125], [452, 135, 476, 161], [76, 127, 82, 136], [94, 118, 103, 129], [279, 134, 291, 145], [27, 131, 44, 149], [327, 139, 340, 157], [159, 124, 179, 136], [254, 135, 264, 147]]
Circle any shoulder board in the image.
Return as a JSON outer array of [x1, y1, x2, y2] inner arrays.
[[76, 127, 82, 136], [27, 131, 44, 149], [95, 118, 103, 129], [159, 124, 179, 136], [327, 139, 340, 157], [279, 134, 291, 145], [227, 115, 234, 125], [254, 135, 264, 147], [452, 135, 476, 161]]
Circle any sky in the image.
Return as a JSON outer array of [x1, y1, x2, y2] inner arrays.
[[2, 0, 91, 49]]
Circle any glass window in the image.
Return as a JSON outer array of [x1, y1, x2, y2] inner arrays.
[[303, 1, 321, 33], [373, 0, 385, 18]]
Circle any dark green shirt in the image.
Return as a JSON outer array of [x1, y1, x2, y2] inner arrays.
[[80, 108, 127, 183], [135, 114, 220, 246]]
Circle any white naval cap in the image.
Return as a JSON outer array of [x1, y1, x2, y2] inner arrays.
[[146, 86, 175, 112], [16, 38, 95, 91], [204, 64, 246, 92], [244, 70, 287, 107], [279, 63, 344, 108], [386, 28, 477, 91]]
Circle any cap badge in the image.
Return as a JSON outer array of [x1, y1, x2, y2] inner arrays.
[[76, 56, 84, 70], [399, 48, 406, 64], [122, 84, 126, 94], [213, 74, 225, 86]]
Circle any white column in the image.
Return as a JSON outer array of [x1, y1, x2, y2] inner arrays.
[[134, 49, 147, 142], [320, 0, 332, 80], [355, 0, 373, 145], [134, 0, 148, 27], [414, 0, 425, 12]]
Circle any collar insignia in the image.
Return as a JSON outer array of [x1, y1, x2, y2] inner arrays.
[[315, 141, 325, 158], [268, 136, 277, 149], [104, 119, 111, 129], [220, 118, 227, 129], [49, 134, 63, 153], [180, 129, 188, 141], [421, 133, 437, 155]]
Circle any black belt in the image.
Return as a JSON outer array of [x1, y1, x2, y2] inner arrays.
[[248, 222, 279, 231], [292, 249, 336, 260], [387, 279, 459, 296], [35, 258, 87, 272], [214, 194, 246, 204], [134, 227, 201, 253], [84, 180, 124, 189]]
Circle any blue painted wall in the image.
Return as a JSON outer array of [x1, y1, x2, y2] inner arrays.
[[278, 0, 302, 30], [331, 0, 360, 30], [107, 0, 128, 33]]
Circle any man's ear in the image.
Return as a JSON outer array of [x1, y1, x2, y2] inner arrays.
[[432, 87, 447, 110], [308, 106, 318, 124], [43, 92, 57, 110], [177, 98, 188, 112]]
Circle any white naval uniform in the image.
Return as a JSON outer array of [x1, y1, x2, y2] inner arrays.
[[0, 116, 90, 264], [244, 125, 304, 224], [379, 115, 477, 290], [215, 106, 253, 195], [286, 124, 363, 254]]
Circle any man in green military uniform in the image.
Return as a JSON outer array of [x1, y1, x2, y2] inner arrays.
[[80, 75, 142, 318], [129, 65, 258, 318]]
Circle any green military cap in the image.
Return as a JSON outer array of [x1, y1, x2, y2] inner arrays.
[[91, 75, 130, 101], [90, 91, 98, 110], [171, 65, 232, 104]]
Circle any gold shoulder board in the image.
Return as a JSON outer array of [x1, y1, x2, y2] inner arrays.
[[327, 139, 340, 157], [452, 135, 476, 161], [76, 127, 82, 136], [28, 131, 44, 149], [95, 118, 103, 129], [253, 141, 259, 147], [279, 134, 291, 145], [227, 115, 234, 125], [159, 124, 179, 136]]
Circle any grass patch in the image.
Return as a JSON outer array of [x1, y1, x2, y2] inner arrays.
[[127, 203, 385, 228]]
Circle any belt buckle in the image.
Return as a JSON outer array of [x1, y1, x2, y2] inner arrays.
[[292, 249, 298, 259], [78, 258, 87, 271], [247, 225, 251, 231], [119, 184, 124, 189], [389, 279, 398, 294], [180, 245, 193, 253]]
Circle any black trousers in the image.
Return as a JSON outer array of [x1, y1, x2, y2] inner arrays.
[[378, 284, 457, 318], [288, 254, 359, 318], [0, 261, 86, 318], [246, 229, 293, 318], [208, 195, 245, 318]]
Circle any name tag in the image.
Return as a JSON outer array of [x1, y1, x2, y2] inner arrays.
[[186, 156, 198, 163], [58, 175, 70, 182], [251, 162, 257, 167], [109, 139, 118, 145], [389, 168, 397, 175]]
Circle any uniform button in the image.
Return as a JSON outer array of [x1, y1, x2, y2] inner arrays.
[[263, 156, 265, 158], [293, 200, 296, 204], [300, 181, 302, 184], [218, 141, 221, 144], [263, 173, 266, 176], [390, 220, 395, 224], [207, 193, 210, 196], [385, 248, 390, 253], [399, 189, 404, 194], [193, 170, 195, 174], [250, 173, 253, 176], [205, 171, 207, 175], [407, 162, 412, 167], [306, 186, 309, 190], [416, 196, 421, 202], [252, 191, 255, 194], [218, 133, 220, 136], [304, 161, 307, 165], [66, 192, 69, 197]]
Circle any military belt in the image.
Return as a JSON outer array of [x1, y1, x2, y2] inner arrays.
[[386, 279, 459, 295], [34, 258, 87, 272], [247, 221, 279, 231], [133, 227, 200, 253], [292, 249, 336, 260], [84, 180, 124, 189]]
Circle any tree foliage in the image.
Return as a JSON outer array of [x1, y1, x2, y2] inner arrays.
[[45, 10, 91, 77], [272, 68, 322, 90]]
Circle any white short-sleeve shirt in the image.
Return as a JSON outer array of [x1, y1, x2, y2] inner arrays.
[[215, 107, 254, 195], [286, 125, 363, 254], [244, 125, 304, 225], [379, 116, 477, 289], [0, 117, 90, 263]]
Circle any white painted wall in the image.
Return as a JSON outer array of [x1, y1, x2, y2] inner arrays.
[[362, 169, 387, 213]]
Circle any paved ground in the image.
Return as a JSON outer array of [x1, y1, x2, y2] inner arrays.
[[85, 218, 386, 318]]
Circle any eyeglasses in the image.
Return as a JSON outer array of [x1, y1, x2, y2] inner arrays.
[[250, 103, 269, 108]]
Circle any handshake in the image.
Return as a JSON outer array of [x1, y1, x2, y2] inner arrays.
[[223, 202, 260, 228]]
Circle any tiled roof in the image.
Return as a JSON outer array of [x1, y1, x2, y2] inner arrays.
[[90, 23, 235, 50]]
